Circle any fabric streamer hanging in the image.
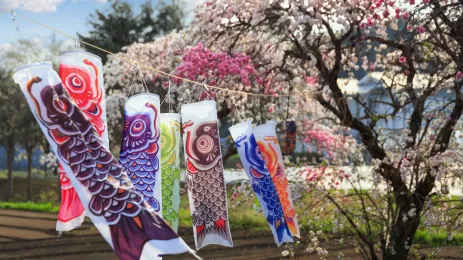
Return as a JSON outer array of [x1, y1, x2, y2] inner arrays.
[[253, 120, 300, 238], [119, 93, 162, 213], [229, 120, 293, 246], [13, 62, 194, 260], [56, 50, 109, 232], [181, 100, 233, 250], [282, 120, 297, 156], [160, 113, 182, 232]]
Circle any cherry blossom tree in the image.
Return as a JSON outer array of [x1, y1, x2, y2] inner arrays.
[[103, 0, 463, 258], [104, 31, 300, 158], [189, 0, 463, 259]]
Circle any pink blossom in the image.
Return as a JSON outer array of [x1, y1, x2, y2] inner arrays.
[[305, 76, 319, 85], [403, 12, 410, 19], [383, 10, 390, 18], [367, 18, 374, 27], [231, 191, 238, 201], [268, 105, 275, 113], [174, 43, 264, 93], [456, 71, 463, 82], [417, 26, 425, 34], [399, 56, 407, 63], [409, 0, 415, 4]]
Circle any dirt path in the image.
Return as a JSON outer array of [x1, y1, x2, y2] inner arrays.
[[0, 209, 460, 259]]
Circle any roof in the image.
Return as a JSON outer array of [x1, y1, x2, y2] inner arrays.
[[338, 72, 451, 95]]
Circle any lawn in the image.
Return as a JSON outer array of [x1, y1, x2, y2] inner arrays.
[[0, 201, 59, 212], [0, 173, 269, 231], [0, 171, 462, 247]]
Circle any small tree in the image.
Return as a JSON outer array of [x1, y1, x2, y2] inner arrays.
[[0, 70, 23, 200], [17, 110, 43, 201], [1, 37, 67, 200]]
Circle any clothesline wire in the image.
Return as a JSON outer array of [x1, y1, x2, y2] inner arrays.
[[0, 5, 297, 98]]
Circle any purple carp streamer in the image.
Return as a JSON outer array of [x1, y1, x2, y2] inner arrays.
[[229, 121, 293, 246], [119, 94, 162, 213], [181, 100, 233, 250], [13, 62, 192, 260]]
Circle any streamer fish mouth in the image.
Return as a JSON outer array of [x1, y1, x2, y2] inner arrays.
[[13, 61, 53, 75], [59, 50, 102, 61]]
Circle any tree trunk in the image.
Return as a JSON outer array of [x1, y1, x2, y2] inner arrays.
[[6, 147, 14, 201], [42, 142, 49, 177], [383, 200, 422, 260], [27, 148, 33, 201]]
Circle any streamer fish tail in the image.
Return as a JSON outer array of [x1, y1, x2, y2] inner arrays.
[[110, 210, 186, 259], [145, 197, 160, 212], [274, 218, 287, 245], [286, 217, 299, 238]]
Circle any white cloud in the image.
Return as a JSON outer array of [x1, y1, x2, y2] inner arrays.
[[0, 0, 21, 9], [70, 0, 107, 3], [0, 0, 64, 13]]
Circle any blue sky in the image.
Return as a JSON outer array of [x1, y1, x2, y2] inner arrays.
[[0, 0, 199, 45]]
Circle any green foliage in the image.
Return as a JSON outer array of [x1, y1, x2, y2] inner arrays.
[[0, 69, 24, 145], [0, 202, 59, 213], [0, 170, 47, 179], [78, 0, 184, 63], [1, 174, 463, 246], [414, 229, 463, 246]]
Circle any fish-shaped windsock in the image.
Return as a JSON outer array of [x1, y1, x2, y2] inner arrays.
[[13, 62, 194, 260], [119, 93, 162, 213], [254, 120, 300, 238], [160, 113, 182, 232], [229, 120, 293, 246], [282, 120, 296, 156], [181, 100, 233, 250], [56, 50, 110, 232]]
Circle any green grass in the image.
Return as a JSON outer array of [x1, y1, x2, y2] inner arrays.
[[6, 198, 457, 247], [1, 173, 462, 246], [414, 229, 463, 246], [0, 202, 59, 213], [0, 169, 52, 179]]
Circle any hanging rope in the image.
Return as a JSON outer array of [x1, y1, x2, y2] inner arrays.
[[126, 63, 149, 98], [10, 10, 42, 64], [0, 5, 301, 98]]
